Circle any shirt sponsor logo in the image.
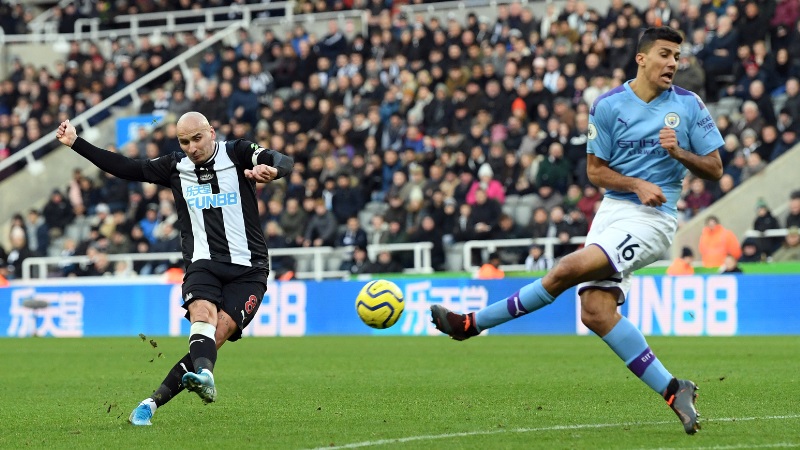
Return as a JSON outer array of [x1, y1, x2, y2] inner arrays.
[[696, 115, 715, 131], [185, 184, 239, 210]]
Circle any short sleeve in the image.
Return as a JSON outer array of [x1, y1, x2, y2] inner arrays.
[[229, 139, 261, 169], [587, 99, 613, 161], [687, 94, 724, 156]]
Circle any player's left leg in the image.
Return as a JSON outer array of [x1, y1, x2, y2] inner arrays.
[[129, 323, 235, 426], [582, 288, 700, 434], [431, 244, 615, 340]]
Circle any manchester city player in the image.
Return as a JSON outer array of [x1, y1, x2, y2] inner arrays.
[[431, 27, 723, 435]]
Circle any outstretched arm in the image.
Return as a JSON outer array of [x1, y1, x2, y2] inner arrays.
[[586, 154, 667, 207], [56, 120, 146, 181]]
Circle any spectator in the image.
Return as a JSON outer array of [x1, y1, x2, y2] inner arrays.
[[408, 215, 445, 271], [337, 216, 368, 249], [786, 191, 800, 228], [363, 251, 404, 274], [367, 215, 390, 247], [24, 209, 49, 256], [467, 163, 505, 205], [331, 173, 364, 224], [5, 226, 33, 279], [279, 198, 307, 247], [732, 101, 765, 139], [340, 245, 370, 274], [42, 189, 74, 236], [718, 255, 743, 273], [739, 152, 767, 183], [753, 199, 783, 255], [684, 177, 713, 218], [525, 244, 554, 272], [755, 126, 779, 162], [739, 238, 764, 263], [698, 216, 742, 267], [697, 15, 739, 101], [477, 252, 505, 279], [771, 226, 800, 261], [666, 246, 695, 276], [536, 141, 572, 194], [770, 126, 800, 161], [138, 204, 160, 244], [303, 201, 338, 247], [228, 77, 259, 127], [672, 44, 705, 98]]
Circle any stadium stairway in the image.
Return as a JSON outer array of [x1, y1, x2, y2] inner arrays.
[[673, 143, 800, 258], [0, 107, 129, 249]]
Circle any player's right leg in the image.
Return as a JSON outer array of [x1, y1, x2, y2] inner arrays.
[[431, 244, 615, 339], [581, 288, 700, 434], [130, 329, 232, 426]]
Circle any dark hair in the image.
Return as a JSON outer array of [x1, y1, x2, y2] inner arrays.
[[637, 27, 683, 53]]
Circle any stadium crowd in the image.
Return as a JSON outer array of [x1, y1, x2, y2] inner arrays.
[[2, 0, 800, 281]]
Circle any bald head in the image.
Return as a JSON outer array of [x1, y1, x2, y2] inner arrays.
[[177, 112, 211, 136], [176, 111, 216, 164]]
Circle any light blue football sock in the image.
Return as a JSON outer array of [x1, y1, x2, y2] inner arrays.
[[475, 279, 555, 330], [601, 316, 673, 394]]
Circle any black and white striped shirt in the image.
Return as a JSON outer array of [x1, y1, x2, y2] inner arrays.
[[72, 137, 293, 268]]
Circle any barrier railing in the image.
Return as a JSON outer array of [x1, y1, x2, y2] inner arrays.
[[114, 2, 294, 38], [22, 242, 435, 281], [0, 1, 292, 44], [21, 252, 183, 280], [462, 236, 587, 272], [743, 228, 793, 238], [400, 0, 530, 18]]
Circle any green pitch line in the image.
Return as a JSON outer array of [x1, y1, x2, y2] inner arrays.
[[2, 336, 798, 449]]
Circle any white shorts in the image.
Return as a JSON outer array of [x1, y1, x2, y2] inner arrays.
[[577, 197, 677, 304]]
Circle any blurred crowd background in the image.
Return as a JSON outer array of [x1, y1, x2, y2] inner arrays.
[[1, 0, 799, 280]]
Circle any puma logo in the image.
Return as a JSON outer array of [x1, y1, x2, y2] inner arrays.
[[506, 292, 529, 317], [189, 339, 205, 346], [617, 117, 629, 128]]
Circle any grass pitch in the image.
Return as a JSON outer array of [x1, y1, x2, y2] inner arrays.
[[2, 336, 799, 449]]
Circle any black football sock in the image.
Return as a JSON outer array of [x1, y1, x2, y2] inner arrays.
[[151, 353, 193, 407], [189, 321, 217, 373]]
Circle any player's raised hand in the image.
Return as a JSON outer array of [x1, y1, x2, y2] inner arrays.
[[245, 164, 278, 183], [659, 126, 680, 156], [56, 119, 77, 147], [633, 179, 667, 207]]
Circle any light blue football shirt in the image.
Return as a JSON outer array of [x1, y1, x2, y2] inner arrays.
[[587, 81, 724, 217]]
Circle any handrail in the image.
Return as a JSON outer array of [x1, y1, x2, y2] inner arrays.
[[26, 0, 73, 33], [0, 22, 245, 175], [462, 236, 588, 271], [22, 242, 436, 281], [742, 228, 793, 238], [366, 242, 434, 273], [400, 0, 528, 16], [0, 1, 291, 44], [114, 2, 293, 23], [22, 252, 183, 280], [253, 9, 369, 39]]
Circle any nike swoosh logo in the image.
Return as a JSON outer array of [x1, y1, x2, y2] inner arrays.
[[189, 339, 205, 346]]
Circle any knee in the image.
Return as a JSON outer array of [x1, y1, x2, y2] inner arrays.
[[545, 254, 579, 291], [188, 299, 217, 325], [580, 302, 617, 334]]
